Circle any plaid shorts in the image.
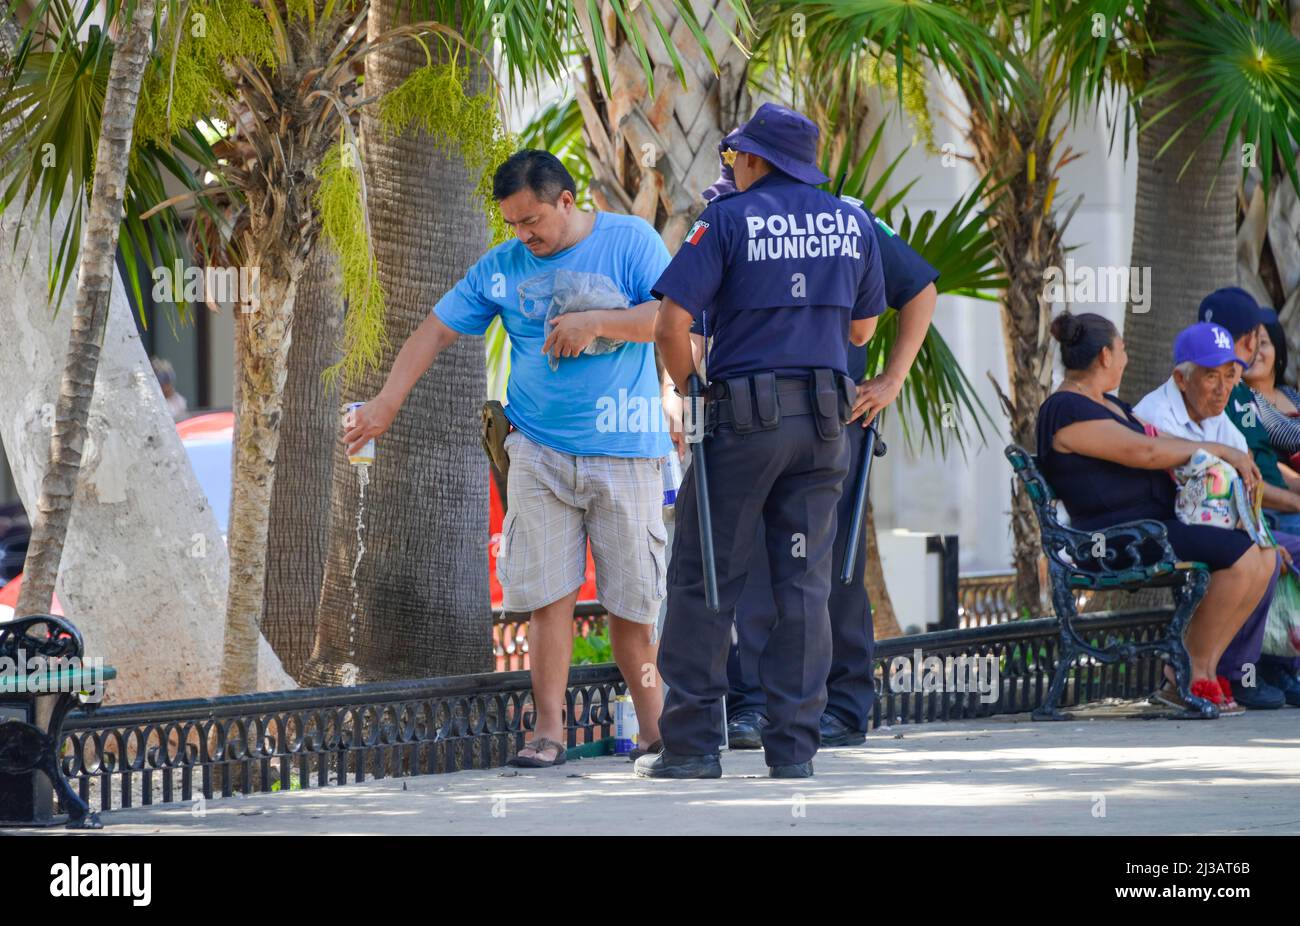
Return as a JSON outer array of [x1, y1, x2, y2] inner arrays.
[[497, 429, 667, 624]]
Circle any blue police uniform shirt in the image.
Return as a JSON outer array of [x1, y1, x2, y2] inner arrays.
[[844, 213, 940, 382], [652, 171, 887, 380], [434, 212, 673, 458]]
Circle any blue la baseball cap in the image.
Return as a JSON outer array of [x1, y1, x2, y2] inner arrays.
[[724, 103, 830, 186], [1198, 287, 1275, 338], [1173, 322, 1247, 369]]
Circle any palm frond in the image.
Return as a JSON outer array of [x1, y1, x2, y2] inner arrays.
[[1139, 1, 1300, 195], [755, 0, 1016, 116]]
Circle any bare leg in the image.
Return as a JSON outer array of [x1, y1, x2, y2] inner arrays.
[[1181, 547, 1274, 681], [519, 588, 581, 761], [608, 614, 662, 745]]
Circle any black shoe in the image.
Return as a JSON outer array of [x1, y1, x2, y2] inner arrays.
[[1259, 664, 1300, 707], [727, 711, 768, 750], [634, 749, 722, 779], [768, 761, 814, 778], [1231, 678, 1286, 710], [819, 712, 865, 747]]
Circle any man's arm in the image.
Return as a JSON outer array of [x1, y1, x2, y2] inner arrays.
[[849, 282, 937, 424], [343, 312, 461, 455], [1263, 482, 1300, 513], [655, 297, 700, 395], [1280, 464, 1300, 494], [542, 299, 658, 358], [850, 315, 879, 347], [661, 333, 707, 459]]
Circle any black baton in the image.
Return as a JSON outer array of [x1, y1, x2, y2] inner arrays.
[[687, 372, 720, 612], [840, 414, 887, 585]]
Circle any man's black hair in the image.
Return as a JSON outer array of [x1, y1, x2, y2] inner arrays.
[[492, 149, 576, 203]]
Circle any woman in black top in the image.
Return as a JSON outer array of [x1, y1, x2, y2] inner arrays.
[[1037, 313, 1275, 712]]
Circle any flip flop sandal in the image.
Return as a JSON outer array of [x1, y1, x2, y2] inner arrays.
[[508, 736, 567, 768], [627, 739, 663, 761], [1150, 678, 1192, 712], [1215, 676, 1246, 716]]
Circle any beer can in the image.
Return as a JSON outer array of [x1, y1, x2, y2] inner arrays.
[[614, 694, 639, 755], [344, 402, 375, 466]]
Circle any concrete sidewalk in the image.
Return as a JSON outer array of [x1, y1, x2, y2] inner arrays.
[[26, 708, 1300, 835]]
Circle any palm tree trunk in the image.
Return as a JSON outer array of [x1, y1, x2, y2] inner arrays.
[[574, 0, 750, 245], [300, 0, 491, 685], [16, 0, 158, 617], [261, 245, 343, 677], [1119, 28, 1237, 404], [966, 100, 1062, 618], [865, 500, 902, 638], [220, 265, 297, 693]]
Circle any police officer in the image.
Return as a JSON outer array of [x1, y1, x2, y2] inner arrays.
[[726, 188, 939, 749], [637, 103, 887, 779]]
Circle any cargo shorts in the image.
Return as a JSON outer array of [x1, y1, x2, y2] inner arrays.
[[497, 429, 668, 624]]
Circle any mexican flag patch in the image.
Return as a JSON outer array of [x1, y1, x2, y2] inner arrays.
[[873, 216, 897, 237], [684, 220, 710, 245]]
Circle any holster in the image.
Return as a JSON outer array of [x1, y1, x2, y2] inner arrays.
[[753, 373, 780, 430], [724, 376, 756, 434], [480, 400, 512, 481], [809, 368, 847, 440]]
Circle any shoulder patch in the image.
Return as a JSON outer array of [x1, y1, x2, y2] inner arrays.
[[873, 215, 897, 237], [684, 219, 710, 246]]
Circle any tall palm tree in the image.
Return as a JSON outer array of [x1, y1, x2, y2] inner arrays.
[[1237, 3, 1300, 370], [300, 0, 496, 684], [1, 0, 516, 691], [302, 0, 743, 683], [15, 0, 159, 617], [572, 0, 752, 244], [769, 0, 1067, 614], [1057, 1, 1300, 403], [261, 244, 342, 678]]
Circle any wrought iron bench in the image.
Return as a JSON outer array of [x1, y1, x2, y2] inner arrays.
[[0, 614, 115, 828], [1005, 446, 1219, 720]]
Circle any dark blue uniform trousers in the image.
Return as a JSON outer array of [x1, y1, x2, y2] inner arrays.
[[727, 422, 876, 731], [658, 413, 849, 766]]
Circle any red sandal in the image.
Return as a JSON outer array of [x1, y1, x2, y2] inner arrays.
[[1190, 678, 1225, 706], [1216, 675, 1246, 716]]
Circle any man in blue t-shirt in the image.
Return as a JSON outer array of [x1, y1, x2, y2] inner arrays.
[[345, 151, 673, 768]]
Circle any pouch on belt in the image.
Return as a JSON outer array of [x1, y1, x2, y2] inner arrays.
[[724, 376, 756, 434], [810, 368, 846, 440], [753, 372, 781, 430]]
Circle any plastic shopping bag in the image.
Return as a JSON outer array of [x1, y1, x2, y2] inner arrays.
[[517, 269, 631, 370], [1172, 449, 1272, 544], [1264, 565, 1300, 658]]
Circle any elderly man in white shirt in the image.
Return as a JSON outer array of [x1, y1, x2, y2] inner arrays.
[[1134, 320, 1294, 711], [1133, 321, 1247, 448]]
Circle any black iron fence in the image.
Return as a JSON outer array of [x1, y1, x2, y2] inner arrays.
[[60, 607, 1174, 818]]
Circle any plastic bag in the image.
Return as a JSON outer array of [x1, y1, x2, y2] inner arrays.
[[517, 269, 631, 371], [1264, 566, 1300, 658], [1172, 449, 1271, 543]]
